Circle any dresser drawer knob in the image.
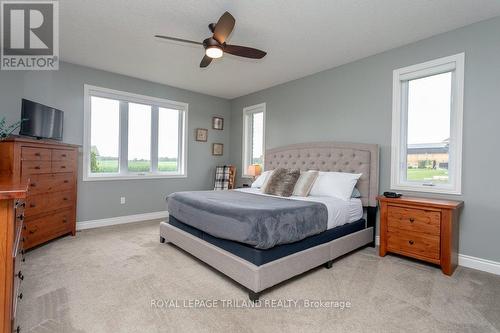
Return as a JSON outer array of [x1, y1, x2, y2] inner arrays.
[[61, 154, 67, 157], [18, 293, 23, 300], [62, 218, 68, 223], [64, 180, 69, 183], [18, 271, 24, 281], [30, 182, 36, 187], [409, 218, 415, 223], [34, 152, 41, 156], [408, 240, 415, 245], [61, 165, 66, 169], [17, 214, 24, 220], [63, 197, 68, 201], [34, 166, 41, 170], [30, 203, 36, 208]]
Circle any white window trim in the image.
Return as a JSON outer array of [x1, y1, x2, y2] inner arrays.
[[391, 53, 464, 195], [83, 84, 188, 181], [242, 103, 266, 178]]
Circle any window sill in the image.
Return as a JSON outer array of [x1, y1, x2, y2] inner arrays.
[[83, 174, 187, 182], [391, 183, 461, 196]]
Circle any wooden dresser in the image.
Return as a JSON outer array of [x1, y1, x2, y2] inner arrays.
[[0, 136, 79, 250], [0, 182, 27, 333], [378, 196, 463, 275]]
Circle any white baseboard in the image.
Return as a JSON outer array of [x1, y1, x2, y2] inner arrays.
[[77, 211, 168, 231], [374, 236, 500, 276], [458, 254, 500, 275]]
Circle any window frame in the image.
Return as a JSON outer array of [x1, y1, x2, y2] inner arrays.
[[242, 103, 266, 178], [83, 84, 188, 181], [390, 53, 464, 195]]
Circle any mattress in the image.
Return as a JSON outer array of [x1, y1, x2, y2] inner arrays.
[[235, 188, 364, 229], [167, 190, 328, 249], [169, 215, 366, 266]]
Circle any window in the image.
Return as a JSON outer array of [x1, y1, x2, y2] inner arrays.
[[391, 53, 464, 194], [242, 103, 266, 177], [83, 85, 187, 181]]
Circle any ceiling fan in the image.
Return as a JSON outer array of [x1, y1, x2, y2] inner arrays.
[[155, 11, 267, 68]]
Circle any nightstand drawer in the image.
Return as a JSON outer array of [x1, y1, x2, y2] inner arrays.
[[387, 205, 441, 236], [387, 230, 440, 260]]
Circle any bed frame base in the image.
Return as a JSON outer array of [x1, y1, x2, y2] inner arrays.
[[159, 222, 373, 300]]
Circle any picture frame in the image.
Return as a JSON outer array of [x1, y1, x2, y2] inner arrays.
[[212, 143, 224, 156], [212, 116, 224, 130], [195, 128, 208, 142]]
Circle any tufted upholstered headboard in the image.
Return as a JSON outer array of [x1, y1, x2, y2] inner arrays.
[[265, 142, 379, 207]]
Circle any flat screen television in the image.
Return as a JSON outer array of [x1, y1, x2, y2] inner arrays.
[[20, 99, 63, 140]]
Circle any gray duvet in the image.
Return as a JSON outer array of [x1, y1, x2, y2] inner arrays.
[[166, 190, 328, 249]]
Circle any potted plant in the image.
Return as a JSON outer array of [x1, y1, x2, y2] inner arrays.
[[0, 117, 24, 141]]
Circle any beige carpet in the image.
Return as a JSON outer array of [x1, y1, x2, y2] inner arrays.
[[18, 220, 500, 333]]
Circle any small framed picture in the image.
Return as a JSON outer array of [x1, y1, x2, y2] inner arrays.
[[212, 143, 223, 156], [195, 128, 208, 142], [212, 116, 224, 130]]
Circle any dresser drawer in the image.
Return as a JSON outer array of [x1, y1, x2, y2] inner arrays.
[[52, 160, 76, 173], [387, 230, 440, 260], [22, 160, 52, 176], [21, 147, 51, 161], [25, 191, 73, 217], [52, 149, 76, 161], [23, 209, 73, 248], [387, 205, 441, 236], [28, 173, 73, 194]]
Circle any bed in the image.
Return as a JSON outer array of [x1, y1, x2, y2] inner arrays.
[[160, 141, 379, 300]]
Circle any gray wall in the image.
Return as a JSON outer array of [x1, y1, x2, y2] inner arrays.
[[0, 62, 231, 221], [229, 17, 500, 262]]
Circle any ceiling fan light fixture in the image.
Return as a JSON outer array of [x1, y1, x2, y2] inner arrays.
[[206, 46, 223, 59]]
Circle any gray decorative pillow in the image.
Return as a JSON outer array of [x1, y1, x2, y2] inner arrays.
[[262, 168, 301, 197], [351, 187, 362, 198]]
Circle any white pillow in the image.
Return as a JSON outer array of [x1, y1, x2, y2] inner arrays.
[[251, 170, 273, 188], [309, 171, 362, 200]]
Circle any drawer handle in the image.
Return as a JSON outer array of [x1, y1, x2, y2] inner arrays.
[[64, 180, 69, 183], [18, 293, 23, 300], [23, 225, 26, 230], [22, 257, 26, 263], [15, 326, 20, 333], [61, 165, 66, 169], [62, 218, 68, 223], [18, 271, 24, 281], [35, 152, 41, 156], [409, 218, 415, 223], [408, 240, 415, 245], [34, 166, 41, 170], [30, 203, 36, 208], [63, 197, 68, 201], [30, 182, 36, 187], [17, 214, 24, 220], [29, 229, 37, 235], [61, 154, 67, 157]]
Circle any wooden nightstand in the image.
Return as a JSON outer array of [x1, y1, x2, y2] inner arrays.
[[378, 196, 463, 275]]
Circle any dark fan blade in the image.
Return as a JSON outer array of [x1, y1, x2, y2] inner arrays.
[[223, 44, 267, 59], [155, 35, 202, 45], [200, 55, 213, 68], [213, 11, 235, 44]]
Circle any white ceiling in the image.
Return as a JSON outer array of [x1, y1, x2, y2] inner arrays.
[[60, 0, 500, 99]]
